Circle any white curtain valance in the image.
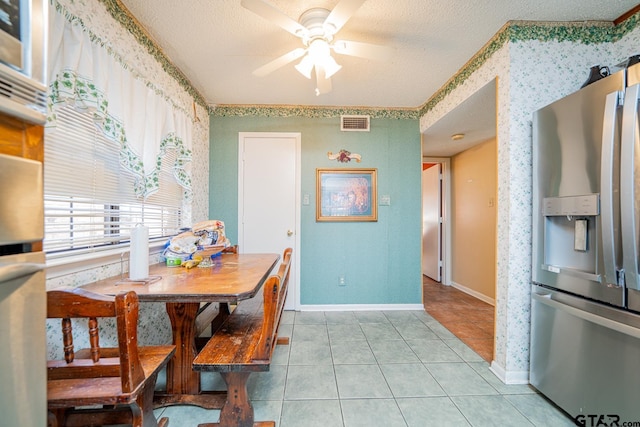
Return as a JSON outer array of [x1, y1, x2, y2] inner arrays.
[[47, 5, 193, 200]]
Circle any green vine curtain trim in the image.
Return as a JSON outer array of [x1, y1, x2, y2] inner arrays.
[[48, 69, 193, 200], [54, 0, 202, 122]]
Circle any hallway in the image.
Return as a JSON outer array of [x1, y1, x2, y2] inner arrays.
[[423, 276, 495, 362]]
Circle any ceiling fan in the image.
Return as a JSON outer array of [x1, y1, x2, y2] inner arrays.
[[241, 0, 389, 96]]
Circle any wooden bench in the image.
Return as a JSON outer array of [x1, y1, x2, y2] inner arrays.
[[192, 248, 292, 427], [47, 288, 176, 427]]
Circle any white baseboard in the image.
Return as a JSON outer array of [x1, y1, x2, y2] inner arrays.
[[450, 281, 495, 306], [298, 304, 425, 312], [490, 361, 530, 384]]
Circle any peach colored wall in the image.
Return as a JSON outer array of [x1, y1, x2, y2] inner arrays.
[[451, 138, 497, 301]]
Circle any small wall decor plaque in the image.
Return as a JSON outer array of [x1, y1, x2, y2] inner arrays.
[[327, 149, 361, 163]]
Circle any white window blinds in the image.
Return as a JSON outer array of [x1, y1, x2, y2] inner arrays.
[[44, 104, 182, 255]]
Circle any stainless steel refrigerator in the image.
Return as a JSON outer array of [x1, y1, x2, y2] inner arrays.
[[0, 153, 46, 426], [531, 62, 640, 420]]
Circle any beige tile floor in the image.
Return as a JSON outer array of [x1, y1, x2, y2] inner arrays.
[[153, 309, 574, 426]]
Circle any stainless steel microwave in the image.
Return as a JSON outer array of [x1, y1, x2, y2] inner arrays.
[[0, 0, 47, 124]]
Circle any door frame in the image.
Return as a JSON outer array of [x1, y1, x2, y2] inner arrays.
[[238, 132, 301, 310], [422, 157, 451, 286]]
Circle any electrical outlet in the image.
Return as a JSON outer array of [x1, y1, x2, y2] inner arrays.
[[303, 194, 310, 205], [339, 276, 346, 286], [380, 195, 391, 206]]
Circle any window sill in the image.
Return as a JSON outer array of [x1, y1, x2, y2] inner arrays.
[[46, 240, 167, 280]]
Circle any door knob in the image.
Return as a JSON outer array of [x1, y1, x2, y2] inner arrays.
[[287, 230, 293, 236]]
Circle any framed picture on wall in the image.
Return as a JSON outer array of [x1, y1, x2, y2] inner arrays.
[[316, 168, 377, 222]]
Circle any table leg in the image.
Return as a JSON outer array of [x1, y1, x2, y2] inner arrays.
[[211, 302, 231, 332], [165, 302, 200, 395], [154, 302, 230, 410]]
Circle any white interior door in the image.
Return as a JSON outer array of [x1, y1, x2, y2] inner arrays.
[[422, 164, 442, 281], [238, 132, 300, 309]]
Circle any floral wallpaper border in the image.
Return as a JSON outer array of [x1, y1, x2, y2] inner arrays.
[[211, 104, 420, 119], [98, 0, 209, 111], [416, 19, 627, 118], [103, 1, 640, 119]]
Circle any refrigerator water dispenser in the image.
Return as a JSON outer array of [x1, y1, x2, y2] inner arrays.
[[542, 195, 599, 275]]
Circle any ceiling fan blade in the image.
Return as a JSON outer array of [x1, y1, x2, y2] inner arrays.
[[333, 40, 391, 61], [324, 0, 366, 35], [241, 0, 308, 38], [253, 48, 306, 77], [314, 64, 333, 96]]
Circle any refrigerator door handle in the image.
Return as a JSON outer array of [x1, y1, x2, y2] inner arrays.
[[532, 292, 640, 339], [601, 91, 621, 287], [0, 263, 46, 283], [621, 83, 640, 291]]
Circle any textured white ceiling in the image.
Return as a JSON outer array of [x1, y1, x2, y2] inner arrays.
[[118, 0, 638, 109], [422, 79, 496, 157]]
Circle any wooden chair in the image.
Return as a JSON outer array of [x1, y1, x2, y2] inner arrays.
[[46, 288, 176, 427]]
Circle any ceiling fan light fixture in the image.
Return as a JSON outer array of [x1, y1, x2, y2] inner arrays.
[[323, 55, 342, 79], [308, 39, 331, 62], [242, 0, 373, 95], [295, 55, 314, 79], [295, 39, 343, 80]]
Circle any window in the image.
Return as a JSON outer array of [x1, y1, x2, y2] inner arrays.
[[44, 105, 183, 257]]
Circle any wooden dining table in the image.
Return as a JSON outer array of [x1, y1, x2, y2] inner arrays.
[[81, 252, 280, 408]]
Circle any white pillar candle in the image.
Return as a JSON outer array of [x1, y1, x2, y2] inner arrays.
[[129, 224, 149, 280]]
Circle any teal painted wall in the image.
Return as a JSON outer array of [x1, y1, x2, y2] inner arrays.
[[209, 115, 423, 306]]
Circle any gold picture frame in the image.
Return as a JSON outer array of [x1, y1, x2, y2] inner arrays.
[[316, 168, 378, 222]]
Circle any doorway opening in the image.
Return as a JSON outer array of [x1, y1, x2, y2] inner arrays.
[[421, 143, 497, 362], [422, 162, 443, 282], [420, 78, 498, 363]]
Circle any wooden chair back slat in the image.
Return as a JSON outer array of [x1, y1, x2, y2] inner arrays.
[[88, 317, 99, 362], [47, 288, 144, 393], [61, 317, 74, 363], [116, 290, 145, 391], [253, 247, 292, 361], [47, 358, 122, 380], [47, 288, 117, 318], [274, 248, 292, 340]]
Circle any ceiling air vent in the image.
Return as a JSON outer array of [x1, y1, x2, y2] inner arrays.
[[341, 115, 370, 132]]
